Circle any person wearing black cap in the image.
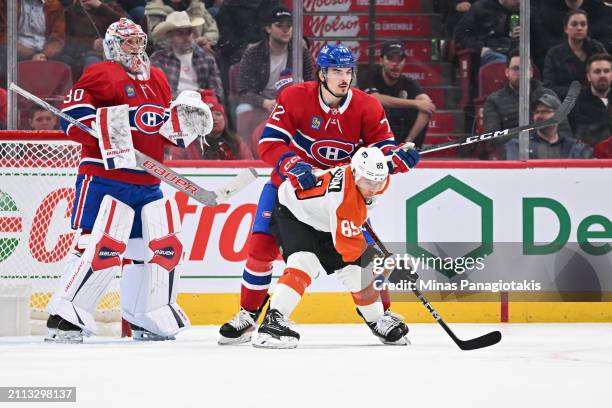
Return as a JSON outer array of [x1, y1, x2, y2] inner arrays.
[[236, 5, 314, 142], [505, 93, 591, 159], [362, 40, 436, 148]]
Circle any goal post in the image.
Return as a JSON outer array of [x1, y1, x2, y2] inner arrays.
[[0, 131, 121, 335]]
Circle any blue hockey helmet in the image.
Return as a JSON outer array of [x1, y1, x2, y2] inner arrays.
[[316, 44, 355, 69]]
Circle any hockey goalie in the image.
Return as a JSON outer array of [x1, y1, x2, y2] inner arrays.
[[44, 18, 212, 343]]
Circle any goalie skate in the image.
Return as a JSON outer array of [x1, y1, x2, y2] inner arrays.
[[44, 314, 84, 344], [252, 309, 299, 349], [130, 323, 176, 341]]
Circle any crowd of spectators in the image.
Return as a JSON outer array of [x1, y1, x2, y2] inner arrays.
[[0, 0, 610, 160], [448, 0, 611, 159]]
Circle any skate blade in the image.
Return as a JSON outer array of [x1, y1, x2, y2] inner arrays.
[[44, 332, 83, 344], [252, 333, 298, 349], [132, 331, 176, 341], [380, 336, 410, 346], [218, 331, 253, 345]]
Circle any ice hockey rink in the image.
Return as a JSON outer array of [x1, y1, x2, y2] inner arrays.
[[1, 323, 611, 408]]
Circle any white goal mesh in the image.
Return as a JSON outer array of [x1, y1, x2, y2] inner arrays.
[[0, 136, 121, 335]]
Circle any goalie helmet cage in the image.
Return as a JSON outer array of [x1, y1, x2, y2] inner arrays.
[[0, 131, 121, 336]]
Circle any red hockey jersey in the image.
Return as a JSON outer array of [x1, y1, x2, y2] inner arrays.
[[258, 81, 396, 186], [60, 61, 173, 185]]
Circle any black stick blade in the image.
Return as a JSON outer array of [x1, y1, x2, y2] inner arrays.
[[457, 330, 502, 351]]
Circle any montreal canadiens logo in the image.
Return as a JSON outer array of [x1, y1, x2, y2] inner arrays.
[[134, 104, 165, 134], [311, 140, 354, 166]]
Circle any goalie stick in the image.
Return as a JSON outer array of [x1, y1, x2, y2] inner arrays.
[[9, 83, 257, 206], [363, 223, 502, 351], [420, 81, 581, 155]]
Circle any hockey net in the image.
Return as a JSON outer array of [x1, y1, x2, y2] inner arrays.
[[0, 132, 121, 335]]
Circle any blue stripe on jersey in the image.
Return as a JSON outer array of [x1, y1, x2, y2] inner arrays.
[[260, 125, 291, 144], [243, 270, 272, 286], [60, 106, 96, 132], [371, 139, 396, 150]]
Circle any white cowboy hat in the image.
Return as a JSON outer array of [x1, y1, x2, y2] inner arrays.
[[151, 11, 204, 39]]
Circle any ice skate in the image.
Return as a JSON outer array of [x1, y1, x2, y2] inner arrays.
[[218, 295, 269, 345], [218, 308, 258, 345], [44, 314, 83, 344], [130, 323, 176, 341], [358, 309, 409, 345], [252, 309, 299, 349]]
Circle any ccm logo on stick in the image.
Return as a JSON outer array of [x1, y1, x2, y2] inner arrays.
[[466, 129, 509, 144]]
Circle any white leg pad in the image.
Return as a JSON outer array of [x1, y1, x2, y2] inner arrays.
[[47, 196, 134, 334], [121, 198, 190, 336]]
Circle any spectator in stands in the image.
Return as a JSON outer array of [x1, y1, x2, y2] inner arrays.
[[60, 0, 126, 77], [453, 0, 521, 65], [150, 11, 224, 100], [167, 93, 252, 159], [483, 50, 566, 159], [117, 0, 146, 23], [534, 0, 610, 52], [0, 0, 65, 62], [216, 0, 281, 94], [506, 94, 591, 159], [362, 40, 435, 148], [484, 50, 560, 133], [445, 0, 475, 39], [569, 53, 612, 147], [236, 6, 314, 141], [29, 107, 58, 130], [204, 0, 223, 18], [543, 9, 607, 99], [144, 0, 218, 51]]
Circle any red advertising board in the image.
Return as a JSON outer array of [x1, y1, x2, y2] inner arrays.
[[427, 112, 457, 134], [402, 63, 442, 86], [304, 15, 431, 38], [310, 39, 431, 63], [300, 0, 424, 13]]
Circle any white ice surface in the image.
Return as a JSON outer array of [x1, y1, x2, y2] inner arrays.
[[1, 324, 611, 408]]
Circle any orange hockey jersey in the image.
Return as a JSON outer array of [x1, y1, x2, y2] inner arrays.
[[277, 166, 389, 262]]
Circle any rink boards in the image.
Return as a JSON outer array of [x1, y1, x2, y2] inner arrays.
[[1, 160, 611, 323]]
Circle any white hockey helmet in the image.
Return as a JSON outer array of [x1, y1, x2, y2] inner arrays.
[[103, 18, 150, 80], [351, 146, 389, 182]]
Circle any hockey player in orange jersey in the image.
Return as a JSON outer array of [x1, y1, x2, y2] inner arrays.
[[252, 146, 417, 349]]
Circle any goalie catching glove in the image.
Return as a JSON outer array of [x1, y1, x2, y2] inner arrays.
[[159, 90, 213, 148], [386, 142, 420, 174]]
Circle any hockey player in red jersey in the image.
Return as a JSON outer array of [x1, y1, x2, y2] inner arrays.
[[218, 44, 420, 344], [45, 18, 212, 343], [254, 146, 409, 348]]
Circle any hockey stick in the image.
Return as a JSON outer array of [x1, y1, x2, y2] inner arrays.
[[9, 83, 257, 206], [419, 81, 581, 155], [363, 223, 502, 350]]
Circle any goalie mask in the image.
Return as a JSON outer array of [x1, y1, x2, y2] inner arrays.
[[103, 18, 150, 80]]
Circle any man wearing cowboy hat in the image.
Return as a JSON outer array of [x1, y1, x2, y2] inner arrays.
[[150, 10, 223, 100]]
